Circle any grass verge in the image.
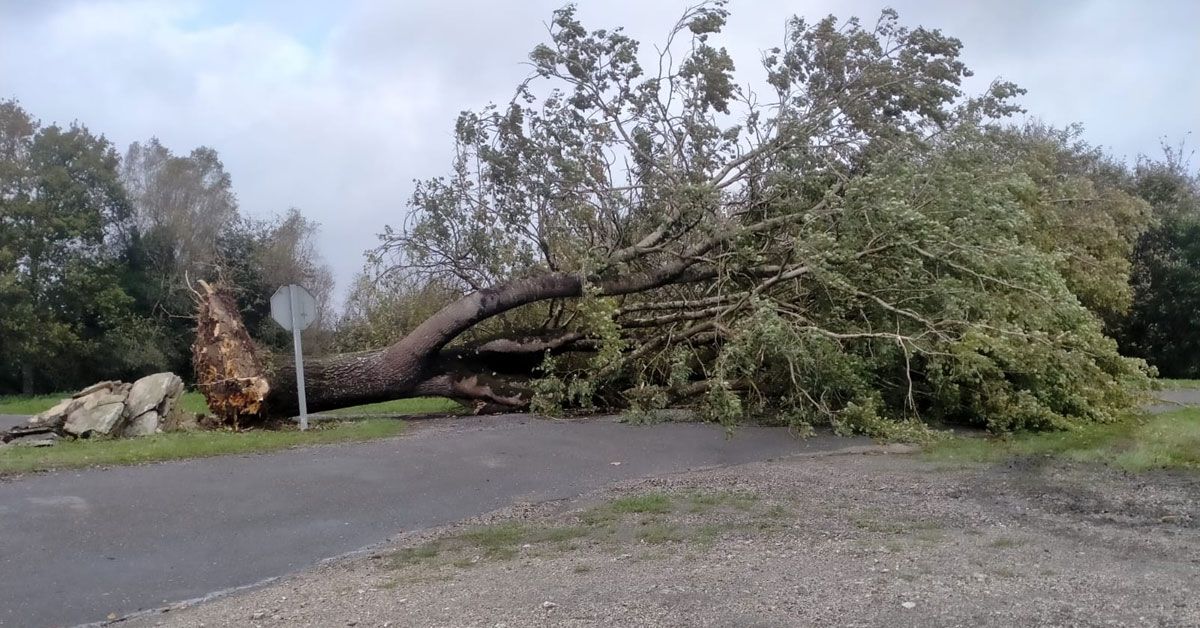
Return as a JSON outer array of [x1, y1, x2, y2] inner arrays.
[[323, 397, 463, 416], [0, 393, 77, 415], [0, 419, 405, 476], [0, 391, 459, 418], [385, 489, 776, 575], [0, 391, 212, 416], [926, 407, 1200, 471], [1157, 378, 1200, 390]]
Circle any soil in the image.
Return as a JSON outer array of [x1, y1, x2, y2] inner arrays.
[[125, 449, 1199, 628]]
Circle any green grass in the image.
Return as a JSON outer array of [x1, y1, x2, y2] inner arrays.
[[323, 397, 463, 416], [0, 391, 459, 417], [0, 391, 212, 415], [0, 392, 211, 415], [0, 419, 405, 476], [0, 394, 69, 415], [580, 493, 675, 526], [385, 489, 788, 572], [685, 490, 759, 513], [1157, 378, 1200, 390], [177, 391, 210, 414], [636, 522, 685, 544], [927, 408, 1200, 471], [604, 493, 674, 514], [388, 521, 595, 568]]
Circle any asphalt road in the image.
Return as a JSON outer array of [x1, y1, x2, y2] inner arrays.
[[0, 415, 26, 431], [1146, 388, 1200, 413], [0, 414, 861, 627]]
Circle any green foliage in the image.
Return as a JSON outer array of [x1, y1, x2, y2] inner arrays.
[[530, 290, 628, 414], [0, 99, 153, 392], [990, 124, 1153, 319], [335, 274, 461, 353], [622, 383, 669, 423], [692, 125, 1154, 436], [1114, 151, 1200, 377], [528, 371, 568, 417], [375, 6, 1158, 434]]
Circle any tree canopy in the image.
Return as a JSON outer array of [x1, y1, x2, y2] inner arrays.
[[1116, 148, 1200, 377], [0, 101, 141, 392]]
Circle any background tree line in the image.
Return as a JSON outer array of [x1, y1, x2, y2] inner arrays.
[[0, 99, 332, 394]]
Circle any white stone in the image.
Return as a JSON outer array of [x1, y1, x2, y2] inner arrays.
[[73, 381, 121, 399], [63, 400, 125, 437], [124, 411, 160, 437], [125, 373, 184, 419], [29, 397, 76, 427]]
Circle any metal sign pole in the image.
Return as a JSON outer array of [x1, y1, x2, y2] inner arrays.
[[288, 286, 309, 431]]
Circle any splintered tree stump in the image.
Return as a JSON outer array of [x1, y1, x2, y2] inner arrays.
[[192, 281, 271, 427]]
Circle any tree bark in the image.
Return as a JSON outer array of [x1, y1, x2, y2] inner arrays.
[[192, 279, 583, 424]]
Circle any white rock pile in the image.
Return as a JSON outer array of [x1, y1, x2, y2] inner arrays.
[[2, 373, 192, 447]]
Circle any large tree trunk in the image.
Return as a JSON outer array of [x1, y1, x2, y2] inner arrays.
[[192, 237, 728, 424], [192, 278, 588, 424]]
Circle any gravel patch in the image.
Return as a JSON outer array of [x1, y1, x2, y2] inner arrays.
[[126, 451, 1200, 627]]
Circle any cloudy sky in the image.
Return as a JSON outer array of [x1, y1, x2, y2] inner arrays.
[[2, 0, 1197, 304]]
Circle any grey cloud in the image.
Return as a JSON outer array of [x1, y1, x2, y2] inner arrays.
[[0, 0, 1196, 305]]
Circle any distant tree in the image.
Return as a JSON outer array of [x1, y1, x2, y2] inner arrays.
[[0, 102, 337, 393], [214, 210, 335, 355], [1116, 147, 1200, 377], [120, 139, 338, 367], [117, 138, 240, 373], [0, 99, 153, 393], [254, 208, 335, 327], [122, 138, 238, 284], [334, 273, 460, 353]]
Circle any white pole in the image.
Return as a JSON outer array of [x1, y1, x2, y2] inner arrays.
[[289, 285, 309, 431]]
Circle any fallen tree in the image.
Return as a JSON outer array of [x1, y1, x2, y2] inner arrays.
[[195, 5, 1154, 436]]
